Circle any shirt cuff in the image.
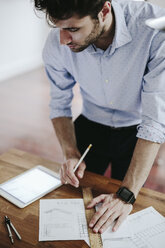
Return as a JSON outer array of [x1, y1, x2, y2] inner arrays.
[[137, 124, 165, 144], [50, 108, 72, 119]]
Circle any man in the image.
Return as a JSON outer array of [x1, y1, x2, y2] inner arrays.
[[34, 0, 165, 233]]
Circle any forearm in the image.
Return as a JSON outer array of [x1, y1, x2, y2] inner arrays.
[[122, 138, 160, 197], [88, 138, 160, 233], [52, 117, 81, 160]]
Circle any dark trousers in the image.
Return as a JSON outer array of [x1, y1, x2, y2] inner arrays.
[[74, 115, 138, 181]]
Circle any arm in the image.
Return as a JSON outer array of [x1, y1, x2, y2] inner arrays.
[[121, 138, 160, 197], [42, 31, 86, 185], [87, 138, 160, 233], [52, 117, 79, 160], [52, 117, 86, 187]]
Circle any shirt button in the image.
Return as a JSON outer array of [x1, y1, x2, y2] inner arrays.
[[105, 79, 109, 83]]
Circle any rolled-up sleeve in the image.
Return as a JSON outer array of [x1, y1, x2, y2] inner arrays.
[[43, 30, 76, 119], [137, 31, 165, 143]]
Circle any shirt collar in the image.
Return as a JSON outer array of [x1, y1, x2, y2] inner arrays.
[[112, 0, 132, 49], [86, 0, 132, 55]]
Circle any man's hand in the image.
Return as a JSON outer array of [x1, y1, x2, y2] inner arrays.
[[60, 158, 86, 187], [87, 194, 133, 233]]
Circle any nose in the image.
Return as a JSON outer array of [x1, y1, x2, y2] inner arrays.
[[60, 29, 72, 45]]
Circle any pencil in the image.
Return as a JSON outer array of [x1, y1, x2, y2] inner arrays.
[[73, 144, 92, 172]]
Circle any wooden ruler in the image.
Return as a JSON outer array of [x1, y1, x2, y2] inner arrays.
[[82, 187, 103, 248]]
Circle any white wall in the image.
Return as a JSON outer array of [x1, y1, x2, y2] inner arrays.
[[0, 0, 49, 82], [147, 0, 165, 8], [126, 0, 165, 8]]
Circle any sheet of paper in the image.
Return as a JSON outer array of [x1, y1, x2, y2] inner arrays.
[[128, 206, 164, 235], [103, 238, 137, 248], [39, 199, 90, 245], [128, 207, 165, 248], [106, 207, 165, 248]]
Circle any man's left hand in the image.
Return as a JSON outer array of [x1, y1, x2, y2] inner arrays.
[[87, 193, 133, 233]]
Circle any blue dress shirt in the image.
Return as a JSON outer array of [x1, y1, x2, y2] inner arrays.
[[43, 0, 165, 144]]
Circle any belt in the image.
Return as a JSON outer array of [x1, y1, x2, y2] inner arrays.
[[109, 124, 138, 131]]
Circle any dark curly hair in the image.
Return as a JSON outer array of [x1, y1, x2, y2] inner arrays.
[[34, 0, 112, 25]]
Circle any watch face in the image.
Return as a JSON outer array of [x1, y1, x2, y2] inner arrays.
[[121, 188, 132, 201], [116, 187, 135, 204]]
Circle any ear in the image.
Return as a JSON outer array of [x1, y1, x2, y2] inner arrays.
[[99, 1, 111, 21]]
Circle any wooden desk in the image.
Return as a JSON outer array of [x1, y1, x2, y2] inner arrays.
[[0, 149, 165, 248]]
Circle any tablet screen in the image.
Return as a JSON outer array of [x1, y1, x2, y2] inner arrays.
[[0, 167, 61, 204]]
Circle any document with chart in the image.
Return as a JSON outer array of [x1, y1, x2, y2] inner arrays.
[[39, 199, 90, 244], [103, 206, 165, 248]]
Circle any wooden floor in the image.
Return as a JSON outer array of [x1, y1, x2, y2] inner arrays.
[[0, 67, 165, 193]]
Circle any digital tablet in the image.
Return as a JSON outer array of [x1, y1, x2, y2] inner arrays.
[[0, 165, 62, 208]]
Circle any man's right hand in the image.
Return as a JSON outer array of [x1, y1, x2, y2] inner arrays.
[[60, 158, 86, 187]]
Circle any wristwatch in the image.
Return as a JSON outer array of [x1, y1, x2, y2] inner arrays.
[[116, 186, 136, 204]]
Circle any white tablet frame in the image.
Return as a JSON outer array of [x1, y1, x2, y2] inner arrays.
[[0, 165, 62, 208]]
